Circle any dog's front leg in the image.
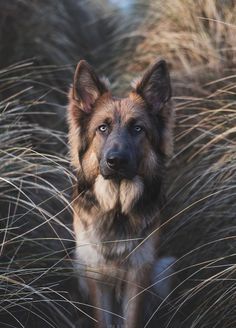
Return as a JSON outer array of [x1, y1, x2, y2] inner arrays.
[[123, 285, 142, 328], [88, 278, 114, 328], [123, 269, 150, 328]]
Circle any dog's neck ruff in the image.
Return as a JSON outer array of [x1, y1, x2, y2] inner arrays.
[[73, 171, 162, 262], [94, 174, 144, 214]]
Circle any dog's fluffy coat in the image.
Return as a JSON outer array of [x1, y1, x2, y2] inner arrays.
[[68, 59, 174, 327]]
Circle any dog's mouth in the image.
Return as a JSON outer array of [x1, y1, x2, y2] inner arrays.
[[100, 166, 136, 181], [101, 171, 136, 181]]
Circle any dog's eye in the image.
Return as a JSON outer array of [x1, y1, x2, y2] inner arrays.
[[98, 124, 108, 133], [133, 125, 143, 133]]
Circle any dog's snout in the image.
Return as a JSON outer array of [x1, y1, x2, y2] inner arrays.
[[106, 154, 118, 169], [100, 135, 137, 180], [106, 152, 127, 170]]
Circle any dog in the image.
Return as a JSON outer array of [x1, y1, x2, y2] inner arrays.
[[67, 59, 174, 327]]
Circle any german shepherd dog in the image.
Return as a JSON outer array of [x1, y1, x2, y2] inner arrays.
[[67, 59, 174, 327]]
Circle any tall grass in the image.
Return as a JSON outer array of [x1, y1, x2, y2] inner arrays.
[[0, 1, 118, 326], [110, 0, 236, 94], [158, 76, 236, 327], [113, 1, 236, 326], [127, 0, 235, 74], [0, 0, 235, 327], [0, 63, 79, 327]]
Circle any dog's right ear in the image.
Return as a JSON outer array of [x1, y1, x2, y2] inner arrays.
[[71, 60, 108, 114], [68, 61, 108, 169], [135, 59, 171, 113]]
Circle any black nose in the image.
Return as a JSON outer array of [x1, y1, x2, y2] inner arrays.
[[106, 153, 127, 170]]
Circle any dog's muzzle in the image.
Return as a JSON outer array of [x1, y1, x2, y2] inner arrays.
[[100, 150, 136, 180]]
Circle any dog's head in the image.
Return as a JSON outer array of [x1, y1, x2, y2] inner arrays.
[[68, 59, 173, 184]]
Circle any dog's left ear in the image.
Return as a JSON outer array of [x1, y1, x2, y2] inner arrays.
[[135, 60, 174, 156], [136, 59, 171, 112]]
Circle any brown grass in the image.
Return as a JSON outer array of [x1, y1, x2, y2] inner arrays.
[[107, 1, 236, 326], [126, 0, 236, 77], [0, 1, 236, 327]]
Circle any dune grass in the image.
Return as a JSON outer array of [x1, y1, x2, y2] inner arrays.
[[0, 0, 235, 327], [107, 1, 236, 326], [158, 75, 236, 327], [125, 0, 236, 75], [0, 63, 80, 327], [131, 2, 236, 326]]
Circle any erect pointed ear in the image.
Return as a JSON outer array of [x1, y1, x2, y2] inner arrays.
[[68, 60, 109, 169], [135, 60, 174, 157], [135, 59, 171, 112], [72, 60, 108, 113]]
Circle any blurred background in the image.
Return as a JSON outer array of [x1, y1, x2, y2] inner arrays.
[[0, 1, 235, 327]]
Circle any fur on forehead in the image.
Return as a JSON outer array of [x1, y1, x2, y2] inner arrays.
[[93, 92, 146, 112], [88, 93, 151, 127]]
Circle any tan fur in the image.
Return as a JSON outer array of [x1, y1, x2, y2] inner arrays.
[[120, 176, 144, 214], [67, 90, 82, 169], [94, 174, 119, 211], [123, 266, 152, 328], [94, 175, 144, 214], [82, 148, 100, 182]]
